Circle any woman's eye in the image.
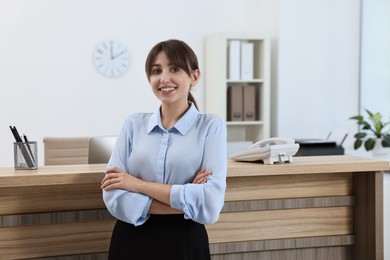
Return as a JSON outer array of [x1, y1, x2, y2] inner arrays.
[[170, 67, 180, 73], [151, 68, 161, 75]]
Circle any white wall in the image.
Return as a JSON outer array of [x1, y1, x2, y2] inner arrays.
[[276, 0, 360, 147], [0, 0, 362, 167], [0, 0, 280, 166], [360, 0, 390, 120]]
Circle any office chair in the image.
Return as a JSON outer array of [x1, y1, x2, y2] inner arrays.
[[43, 137, 89, 165], [88, 135, 117, 164]]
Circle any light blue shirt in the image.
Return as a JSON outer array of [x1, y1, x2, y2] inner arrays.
[[102, 103, 227, 226]]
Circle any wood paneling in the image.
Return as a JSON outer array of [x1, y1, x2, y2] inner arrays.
[[34, 253, 109, 260], [0, 220, 115, 259], [225, 172, 352, 201], [0, 156, 386, 260], [211, 246, 353, 260], [0, 209, 112, 227], [209, 235, 354, 254], [0, 184, 104, 215], [207, 207, 352, 243], [353, 171, 384, 260], [222, 196, 354, 212]]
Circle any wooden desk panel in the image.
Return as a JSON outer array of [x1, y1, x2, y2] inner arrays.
[[225, 172, 352, 201], [0, 184, 104, 215], [0, 156, 387, 260], [207, 207, 353, 243], [0, 220, 114, 259]]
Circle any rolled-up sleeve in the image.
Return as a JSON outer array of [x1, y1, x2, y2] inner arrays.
[[102, 117, 153, 226], [103, 189, 152, 226], [170, 117, 227, 224]]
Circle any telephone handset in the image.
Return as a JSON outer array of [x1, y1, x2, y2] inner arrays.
[[230, 137, 300, 164]]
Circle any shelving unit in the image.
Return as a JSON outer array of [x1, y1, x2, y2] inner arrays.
[[205, 33, 271, 143]]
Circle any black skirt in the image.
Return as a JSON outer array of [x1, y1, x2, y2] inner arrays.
[[108, 214, 211, 260]]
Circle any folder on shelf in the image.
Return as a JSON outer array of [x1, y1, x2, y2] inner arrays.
[[243, 85, 256, 121], [241, 42, 254, 80], [228, 40, 241, 80], [227, 86, 243, 121]]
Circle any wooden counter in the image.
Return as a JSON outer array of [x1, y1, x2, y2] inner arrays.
[[0, 156, 388, 260]]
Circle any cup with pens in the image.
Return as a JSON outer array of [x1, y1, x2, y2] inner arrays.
[[10, 126, 38, 170]]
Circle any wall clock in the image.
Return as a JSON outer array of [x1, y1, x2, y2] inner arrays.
[[93, 39, 130, 78]]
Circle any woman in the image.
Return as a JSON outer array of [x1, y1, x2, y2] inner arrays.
[[101, 39, 227, 260]]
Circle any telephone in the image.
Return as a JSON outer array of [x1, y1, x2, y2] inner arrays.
[[229, 137, 300, 165]]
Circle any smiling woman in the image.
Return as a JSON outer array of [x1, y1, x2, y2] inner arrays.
[[145, 39, 200, 111], [101, 39, 227, 260]]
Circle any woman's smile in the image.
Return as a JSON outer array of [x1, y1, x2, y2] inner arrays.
[[159, 86, 177, 94]]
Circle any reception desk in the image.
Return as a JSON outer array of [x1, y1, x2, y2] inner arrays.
[[0, 156, 388, 260]]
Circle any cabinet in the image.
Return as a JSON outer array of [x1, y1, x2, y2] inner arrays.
[[205, 33, 271, 143]]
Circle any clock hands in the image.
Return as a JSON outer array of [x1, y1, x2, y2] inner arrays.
[[94, 39, 129, 77], [110, 41, 114, 59], [112, 50, 127, 59]]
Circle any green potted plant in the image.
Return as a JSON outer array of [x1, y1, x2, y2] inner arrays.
[[349, 109, 390, 151]]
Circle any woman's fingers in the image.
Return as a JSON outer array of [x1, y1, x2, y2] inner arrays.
[[105, 167, 122, 174], [101, 172, 118, 183], [101, 169, 126, 189], [193, 169, 212, 184], [101, 167, 125, 183], [101, 175, 115, 189]]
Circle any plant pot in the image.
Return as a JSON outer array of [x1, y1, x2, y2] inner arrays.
[[372, 138, 387, 156]]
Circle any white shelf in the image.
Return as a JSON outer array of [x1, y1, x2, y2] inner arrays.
[[226, 79, 264, 83], [226, 121, 264, 126], [205, 33, 271, 143]]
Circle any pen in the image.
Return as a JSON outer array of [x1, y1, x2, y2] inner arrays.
[[9, 125, 35, 167], [23, 134, 35, 162], [9, 125, 22, 142]]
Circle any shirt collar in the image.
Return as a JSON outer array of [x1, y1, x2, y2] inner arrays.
[[147, 102, 199, 135]]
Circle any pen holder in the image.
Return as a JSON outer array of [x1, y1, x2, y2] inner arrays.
[[14, 141, 38, 170]]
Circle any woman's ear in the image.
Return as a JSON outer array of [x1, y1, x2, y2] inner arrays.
[[190, 69, 200, 86]]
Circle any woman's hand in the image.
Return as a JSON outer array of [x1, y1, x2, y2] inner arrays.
[[192, 167, 212, 184], [101, 167, 211, 207], [100, 167, 143, 192]]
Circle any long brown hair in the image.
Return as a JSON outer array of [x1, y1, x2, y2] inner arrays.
[[145, 39, 199, 110]]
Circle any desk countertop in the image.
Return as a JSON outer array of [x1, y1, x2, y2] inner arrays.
[[0, 155, 389, 188], [0, 163, 106, 188], [227, 155, 389, 177]]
